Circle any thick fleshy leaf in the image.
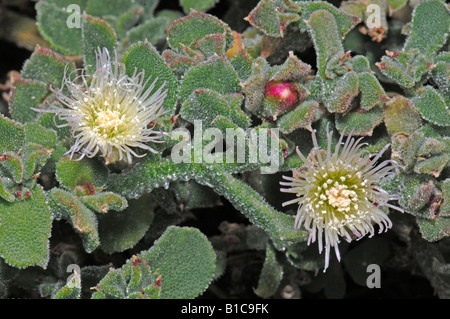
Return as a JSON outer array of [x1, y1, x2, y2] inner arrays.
[[376, 49, 429, 88], [21, 45, 75, 89], [384, 95, 422, 136], [335, 106, 384, 136], [180, 0, 219, 13], [98, 194, 154, 254], [0, 185, 51, 268], [254, 244, 283, 298], [82, 14, 117, 73], [122, 42, 178, 116], [403, 0, 450, 57], [323, 71, 359, 113], [86, 0, 135, 17], [36, 0, 84, 55], [125, 17, 171, 46], [306, 10, 344, 79], [179, 55, 241, 102], [417, 216, 450, 242], [8, 79, 49, 123], [56, 157, 109, 190], [80, 192, 128, 214], [244, 0, 301, 37], [358, 72, 388, 111], [412, 86, 450, 127], [167, 10, 233, 52], [92, 255, 160, 299], [277, 100, 320, 133], [137, 226, 216, 299], [0, 114, 25, 154], [24, 122, 57, 150], [180, 89, 250, 129], [294, 1, 360, 38], [107, 157, 308, 249], [48, 188, 100, 253]]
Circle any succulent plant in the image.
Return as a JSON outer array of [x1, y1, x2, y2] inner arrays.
[[0, 0, 448, 300]]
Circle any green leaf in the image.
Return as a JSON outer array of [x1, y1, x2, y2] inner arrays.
[[254, 244, 283, 298], [167, 10, 233, 52], [294, 0, 360, 38], [179, 55, 241, 102], [246, 0, 359, 39], [135, 0, 159, 19], [412, 86, 450, 127], [8, 79, 49, 124], [21, 143, 53, 181], [398, 173, 436, 214], [24, 122, 57, 150], [403, 0, 450, 57], [417, 216, 450, 242], [306, 10, 344, 79], [384, 95, 422, 136], [92, 255, 160, 299], [137, 226, 216, 299], [36, 1, 83, 55], [0, 153, 23, 185], [82, 14, 117, 73], [80, 192, 128, 214], [122, 42, 178, 116], [37, 112, 71, 141], [125, 17, 171, 46], [21, 45, 75, 89], [180, 0, 219, 13], [323, 71, 359, 113], [98, 194, 154, 253], [172, 181, 221, 210], [431, 61, 450, 106], [335, 106, 384, 136], [377, 49, 430, 88], [116, 6, 143, 39], [56, 157, 109, 190], [277, 100, 320, 134], [358, 72, 388, 111], [48, 188, 100, 253], [0, 114, 25, 154], [414, 153, 449, 178], [86, 0, 135, 17], [244, 0, 301, 37], [52, 273, 81, 299], [180, 89, 250, 129], [0, 185, 51, 268], [107, 157, 307, 249], [387, 0, 409, 13], [351, 55, 371, 74]]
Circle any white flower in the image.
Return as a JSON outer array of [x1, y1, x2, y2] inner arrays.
[[280, 125, 403, 271], [39, 47, 167, 164]]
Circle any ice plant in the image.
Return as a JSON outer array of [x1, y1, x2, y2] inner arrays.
[[39, 47, 167, 164], [280, 126, 404, 271]]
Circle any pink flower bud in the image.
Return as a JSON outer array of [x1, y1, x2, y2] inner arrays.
[[265, 81, 300, 113]]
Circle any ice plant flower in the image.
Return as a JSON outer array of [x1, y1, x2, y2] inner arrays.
[[38, 47, 167, 164], [280, 126, 403, 271]]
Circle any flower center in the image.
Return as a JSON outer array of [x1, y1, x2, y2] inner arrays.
[[95, 109, 123, 132], [325, 183, 357, 212]]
